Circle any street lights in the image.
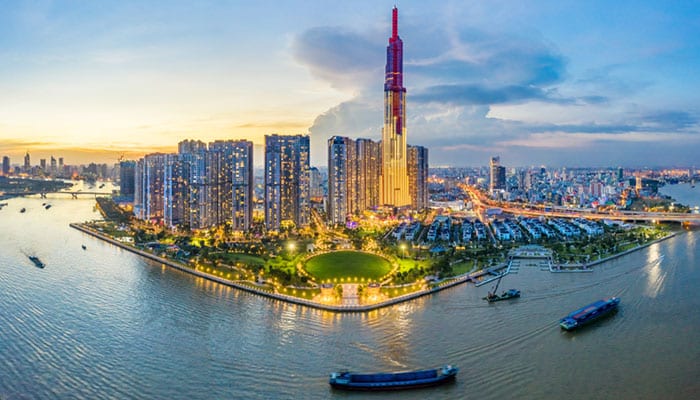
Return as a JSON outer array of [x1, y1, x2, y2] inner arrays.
[[400, 243, 407, 258]]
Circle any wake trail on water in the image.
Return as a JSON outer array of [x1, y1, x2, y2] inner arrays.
[[446, 316, 559, 360], [350, 341, 409, 369]]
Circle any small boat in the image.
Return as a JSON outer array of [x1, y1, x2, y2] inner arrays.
[[485, 288, 521, 302], [45, 204, 52, 209], [20, 208, 26, 213], [82, 245, 87, 250], [483, 273, 520, 302], [560, 297, 620, 331], [329, 365, 458, 391], [28, 255, 45, 269]]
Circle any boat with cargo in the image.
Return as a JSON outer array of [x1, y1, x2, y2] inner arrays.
[[28, 255, 45, 269], [560, 297, 620, 331], [483, 273, 520, 302], [329, 365, 458, 391]]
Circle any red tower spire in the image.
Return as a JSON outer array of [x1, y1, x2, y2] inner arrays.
[[392, 6, 398, 39]]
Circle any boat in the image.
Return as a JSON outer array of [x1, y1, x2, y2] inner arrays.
[[20, 208, 26, 213], [485, 288, 521, 302], [28, 255, 45, 269], [45, 204, 52, 209], [560, 297, 620, 331], [483, 273, 520, 302], [82, 245, 87, 250], [329, 365, 458, 391]]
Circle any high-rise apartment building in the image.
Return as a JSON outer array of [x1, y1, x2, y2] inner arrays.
[[178, 140, 209, 229], [309, 167, 324, 199], [134, 153, 167, 222], [356, 138, 381, 212], [119, 160, 136, 197], [264, 134, 310, 231], [164, 155, 186, 227], [380, 7, 410, 207], [328, 136, 354, 225], [408, 145, 429, 210], [2, 156, 10, 176], [208, 140, 254, 231]]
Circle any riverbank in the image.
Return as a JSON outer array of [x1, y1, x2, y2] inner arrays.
[[70, 222, 472, 312], [586, 232, 677, 267], [70, 222, 680, 312]]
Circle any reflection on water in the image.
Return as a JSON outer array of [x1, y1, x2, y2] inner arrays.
[[1, 194, 699, 399], [644, 246, 665, 298]]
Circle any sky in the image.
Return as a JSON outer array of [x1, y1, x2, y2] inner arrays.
[[1, 0, 699, 168]]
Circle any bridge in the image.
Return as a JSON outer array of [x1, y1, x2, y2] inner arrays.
[[6, 191, 111, 199], [462, 185, 700, 224]]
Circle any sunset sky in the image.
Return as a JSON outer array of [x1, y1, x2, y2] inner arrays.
[[1, 0, 699, 167]]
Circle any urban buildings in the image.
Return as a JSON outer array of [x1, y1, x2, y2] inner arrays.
[[380, 7, 411, 208], [131, 7, 429, 231], [2, 156, 9, 176], [119, 161, 136, 198], [264, 134, 310, 231], [133, 140, 254, 231], [408, 145, 429, 210], [134, 153, 167, 222], [327, 137, 383, 225], [328, 136, 354, 225], [490, 156, 506, 195], [355, 138, 381, 212]]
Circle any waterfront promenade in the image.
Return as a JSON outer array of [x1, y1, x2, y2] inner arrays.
[[70, 222, 678, 312], [70, 223, 471, 312]]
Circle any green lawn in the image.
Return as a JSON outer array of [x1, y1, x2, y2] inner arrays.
[[305, 251, 392, 281]]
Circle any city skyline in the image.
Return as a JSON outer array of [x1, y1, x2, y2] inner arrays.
[[1, 1, 699, 167]]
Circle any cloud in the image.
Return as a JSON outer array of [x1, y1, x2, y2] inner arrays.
[[291, 26, 383, 91], [413, 84, 552, 105], [307, 97, 381, 165], [292, 8, 700, 167]]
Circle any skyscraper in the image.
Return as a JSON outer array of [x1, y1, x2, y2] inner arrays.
[[164, 154, 186, 227], [2, 156, 10, 176], [134, 153, 167, 222], [355, 138, 381, 211], [23, 152, 30, 172], [119, 160, 136, 198], [490, 156, 506, 194], [208, 140, 254, 231], [178, 140, 209, 229], [408, 145, 429, 210], [264, 134, 310, 231], [328, 136, 354, 225], [309, 167, 324, 199], [380, 6, 410, 208]]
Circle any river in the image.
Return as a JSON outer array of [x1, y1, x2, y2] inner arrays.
[[1, 183, 698, 399]]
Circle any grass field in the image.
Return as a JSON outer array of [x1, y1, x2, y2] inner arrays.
[[305, 251, 392, 281]]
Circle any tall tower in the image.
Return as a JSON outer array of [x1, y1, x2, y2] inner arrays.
[[380, 6, 410, 208]]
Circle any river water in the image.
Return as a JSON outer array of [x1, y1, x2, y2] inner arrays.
[[1, 183, 699, 399]]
